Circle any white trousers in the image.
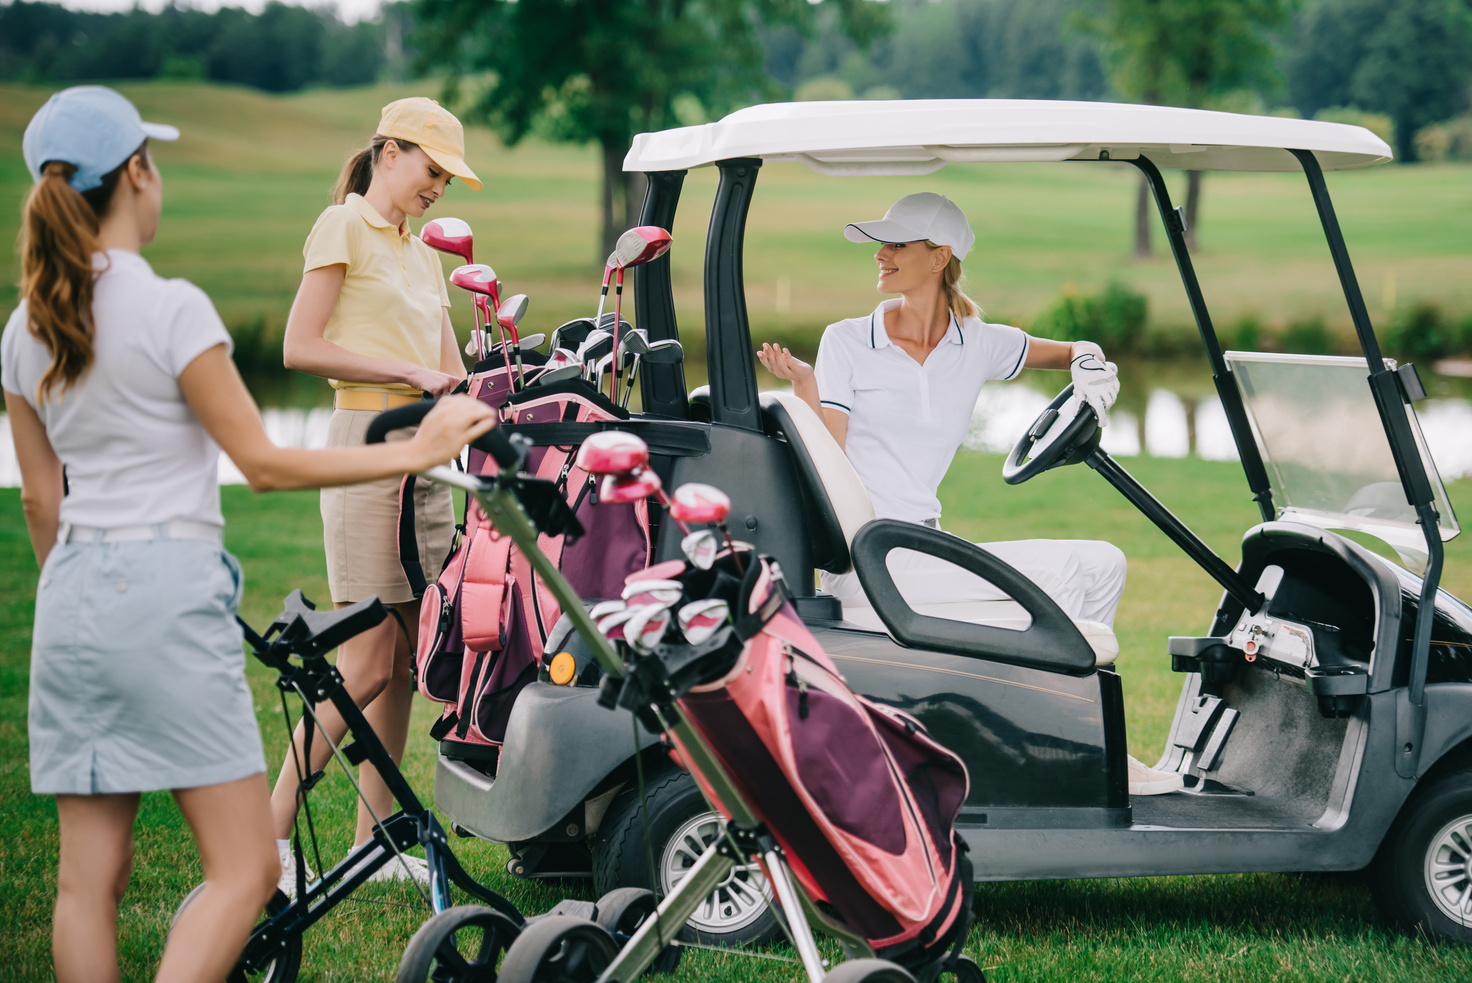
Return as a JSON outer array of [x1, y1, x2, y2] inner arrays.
[[823, 536, 1128, 628]]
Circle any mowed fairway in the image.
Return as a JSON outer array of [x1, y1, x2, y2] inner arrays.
[[4, 456, 1472, 980], [1, 80, 1469, 370]]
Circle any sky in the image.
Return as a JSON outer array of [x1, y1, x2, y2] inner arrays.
[[52, 0, 385, 24]]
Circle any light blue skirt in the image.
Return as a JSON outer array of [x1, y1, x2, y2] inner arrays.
[[29, 537, 267, 795]]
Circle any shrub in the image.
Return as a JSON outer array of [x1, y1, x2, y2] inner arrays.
[[795, 77, 853, 101], [1280, 316, 1333, 355], [229, 316, 286, 381], [1032, 281, 1149, 354], [1228, 314, 1262, 352], [1414, 116, 1472, 162], [1385, 302, 1455, 363]]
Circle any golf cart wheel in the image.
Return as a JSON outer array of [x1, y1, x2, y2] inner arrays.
[[395, 904, 520, 983], [592, 765, 779, 946], [821, 958, 918, 982], [496, 917, 617, 983], [1369, 765, 1472, 942], [170, 885, 301, 983], [593, 887, 682, 975]]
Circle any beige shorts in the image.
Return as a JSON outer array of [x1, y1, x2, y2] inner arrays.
[[321, 408, 456, 605]]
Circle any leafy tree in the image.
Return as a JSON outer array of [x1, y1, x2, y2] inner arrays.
[[1082, 0, 1292, 255], [1288, 0, 1472, 162], [413, 0, 891, 261]]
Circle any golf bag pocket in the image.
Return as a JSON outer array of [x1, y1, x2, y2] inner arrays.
[[459, 529, 514, 654], [416, 581, 462, 704]]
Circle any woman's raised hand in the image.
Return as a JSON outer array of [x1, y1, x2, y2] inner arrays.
[[409, 395, 498, 468], [757, 343, 813, 382]]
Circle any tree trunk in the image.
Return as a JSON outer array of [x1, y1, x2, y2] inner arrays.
[[625, 170, 648, 230], [1134, 172, 1153, 258], [1395, 114, 1417, 164], [1184, 170, 1202, 253], [598, 138, 645, 263]]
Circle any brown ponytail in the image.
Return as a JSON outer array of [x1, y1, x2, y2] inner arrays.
[[332, 134, 421, 204], [19, 147, 142, 402], [934, 247, 982, 322]]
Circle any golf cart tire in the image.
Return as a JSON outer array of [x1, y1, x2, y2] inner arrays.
[[592, 763, 780, 946], [396, 904, 520, 983], [171, 885, 301, 983], [820, 958, 919, 982], [1369, 764, 1472, 943]]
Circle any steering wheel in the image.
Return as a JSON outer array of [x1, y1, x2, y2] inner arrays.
[[1002, 382, 1103, 484]]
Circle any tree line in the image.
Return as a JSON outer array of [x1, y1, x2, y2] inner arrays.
[[0, 0, 413, 92]]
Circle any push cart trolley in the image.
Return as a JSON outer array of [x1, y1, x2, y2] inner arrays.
[[171, 589, 526, 982]]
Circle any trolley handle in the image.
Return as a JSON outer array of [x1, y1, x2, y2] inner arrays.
[[240, 590, 387, 664], [364, 397, 521, 471]]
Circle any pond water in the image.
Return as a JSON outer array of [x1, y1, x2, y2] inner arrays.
[[2, 360, 1470, 489]]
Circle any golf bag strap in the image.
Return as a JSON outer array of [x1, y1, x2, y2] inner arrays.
[[397, 474, 429, 599], [506, 420, 711, 457]]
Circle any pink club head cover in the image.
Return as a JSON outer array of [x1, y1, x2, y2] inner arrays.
[[599, 468, 661, 505], [625, 604, 673, 653], [588, 599, 627, 621], [597, 607, 641, 642], [577, 431, 650, 476], [669, 483, 732, 525], [421, 217, 473, 264], [680, 529, 720, 570], [621, 579, 684, 606], [677, 598, 730, 645], [449, 263, 499, 300], [611, 226, 673, 269]]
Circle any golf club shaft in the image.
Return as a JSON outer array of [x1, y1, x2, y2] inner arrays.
[[612, 268, 625, 403]]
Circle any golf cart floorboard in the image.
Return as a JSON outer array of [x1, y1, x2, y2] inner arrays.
[[1128, 788, 1320, 830]]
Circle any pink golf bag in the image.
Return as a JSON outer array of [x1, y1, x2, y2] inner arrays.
[[661, 553, 973, 969], [401, 352, 652, 763]]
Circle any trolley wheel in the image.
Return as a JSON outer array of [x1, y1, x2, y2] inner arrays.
[[496, 917, 618, 983], [593, 887, 681, 976], [820, 958, 918, 982], [945, 954, 988, 983], [593, 765, 778, 946], [396, 904, 520, 983], [170, 885, 301, 983]]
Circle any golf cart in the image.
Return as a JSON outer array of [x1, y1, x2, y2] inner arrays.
[[434, 100, 1472, 945]]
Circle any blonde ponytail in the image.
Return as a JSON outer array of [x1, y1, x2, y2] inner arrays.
[[938, 250, 981, 322], [20, 148, 141, 401]]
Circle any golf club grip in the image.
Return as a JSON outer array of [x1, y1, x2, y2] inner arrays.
[[365, 400, 520, 469]]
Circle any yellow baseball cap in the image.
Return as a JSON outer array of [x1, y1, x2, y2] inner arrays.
[[377, 97, 482, 191]]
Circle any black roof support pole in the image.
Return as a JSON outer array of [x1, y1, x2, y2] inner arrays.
[[705, 157, 764, 432], [1289, 148, 1443, 778], [634, 169, 689, 419], [1129, 156, 1275, 524]]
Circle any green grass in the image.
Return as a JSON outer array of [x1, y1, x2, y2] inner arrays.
[[6, 456, 1472, 980], [2, 79, 1470, 389]]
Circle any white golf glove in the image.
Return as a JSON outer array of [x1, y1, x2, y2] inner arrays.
[[1070, 347, 1119, 427]]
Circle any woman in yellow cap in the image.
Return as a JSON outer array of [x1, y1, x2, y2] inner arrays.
[[274, 97, 483, 888]]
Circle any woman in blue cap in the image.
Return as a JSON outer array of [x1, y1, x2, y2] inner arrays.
[[3, 86, 494, 982], [760, 192, 1182, 796]]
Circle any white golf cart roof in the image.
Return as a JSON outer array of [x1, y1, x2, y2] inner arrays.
[[625, 99, 1392, 175]]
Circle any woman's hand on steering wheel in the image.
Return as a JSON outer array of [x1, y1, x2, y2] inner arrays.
[[405, 395, 497, 470], [757, 343, 813, 383]]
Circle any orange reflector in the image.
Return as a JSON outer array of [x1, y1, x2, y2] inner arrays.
[[549, 651, 577, 686]]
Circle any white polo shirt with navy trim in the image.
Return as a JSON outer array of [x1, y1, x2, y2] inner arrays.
[[813, 298, 1029, 523]]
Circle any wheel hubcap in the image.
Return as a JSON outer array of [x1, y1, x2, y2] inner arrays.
[[660, 811, 771, 935], [1424, 813, 1472, 926]]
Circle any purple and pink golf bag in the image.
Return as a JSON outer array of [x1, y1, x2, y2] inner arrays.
[[401, 351, 652, 763]]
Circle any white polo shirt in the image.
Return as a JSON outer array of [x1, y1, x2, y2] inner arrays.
[[814, 298, 1028, 523]]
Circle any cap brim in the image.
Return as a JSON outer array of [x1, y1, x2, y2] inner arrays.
[[422, 146, 482, 191], [141, 122, 179, 142], [844, 219, 925, 246]]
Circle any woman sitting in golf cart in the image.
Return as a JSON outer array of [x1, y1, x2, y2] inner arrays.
[[759, 191, 1179, 795]]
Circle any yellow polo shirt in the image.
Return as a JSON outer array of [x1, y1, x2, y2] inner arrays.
[[302, 193, 451, 393]]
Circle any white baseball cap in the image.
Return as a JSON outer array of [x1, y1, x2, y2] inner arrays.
[[844, 192, 975, 261]]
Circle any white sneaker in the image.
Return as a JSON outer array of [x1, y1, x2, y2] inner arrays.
[[277, 845, 315, 899], [1128, 755, 1184, 795], [347, 848, 431, 886]]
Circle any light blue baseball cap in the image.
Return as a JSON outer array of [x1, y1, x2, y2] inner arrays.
[[23, 86, 179, 193]]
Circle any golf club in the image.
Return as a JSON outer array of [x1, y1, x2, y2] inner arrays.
[[677, 598, 731, 645], [624, 603, 673, 654], [575, 431, 649, 476], [615, 329, 650, 407], [606, 227, 673, 405], [622, 337, 683, 410], [670, 482, 742, 574], [577, 331, 614, 384], [621, 579, 684, 607], [449, 263, 500, 362], [518, 333, 546, 351], [420, 217, 474, 266], [551, 318, 597, 357], [498, 293, 530, 387]]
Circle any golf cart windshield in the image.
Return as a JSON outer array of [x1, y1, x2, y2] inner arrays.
[[1225, 352, 1459, 569]]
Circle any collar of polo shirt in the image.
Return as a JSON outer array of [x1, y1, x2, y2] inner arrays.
[[868, 298, 965, 350], [345, 192, 410, 238]]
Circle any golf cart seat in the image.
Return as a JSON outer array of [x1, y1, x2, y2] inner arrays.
[[757, 391, 1118, 666]]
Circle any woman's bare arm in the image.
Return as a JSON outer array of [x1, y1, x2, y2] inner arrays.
[[181, 344, 493, 492], [756, 342, 848, 449], [282, 265, 460, 396], [3, 391, 64, 567], [1024, 337, 1104, 370]]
